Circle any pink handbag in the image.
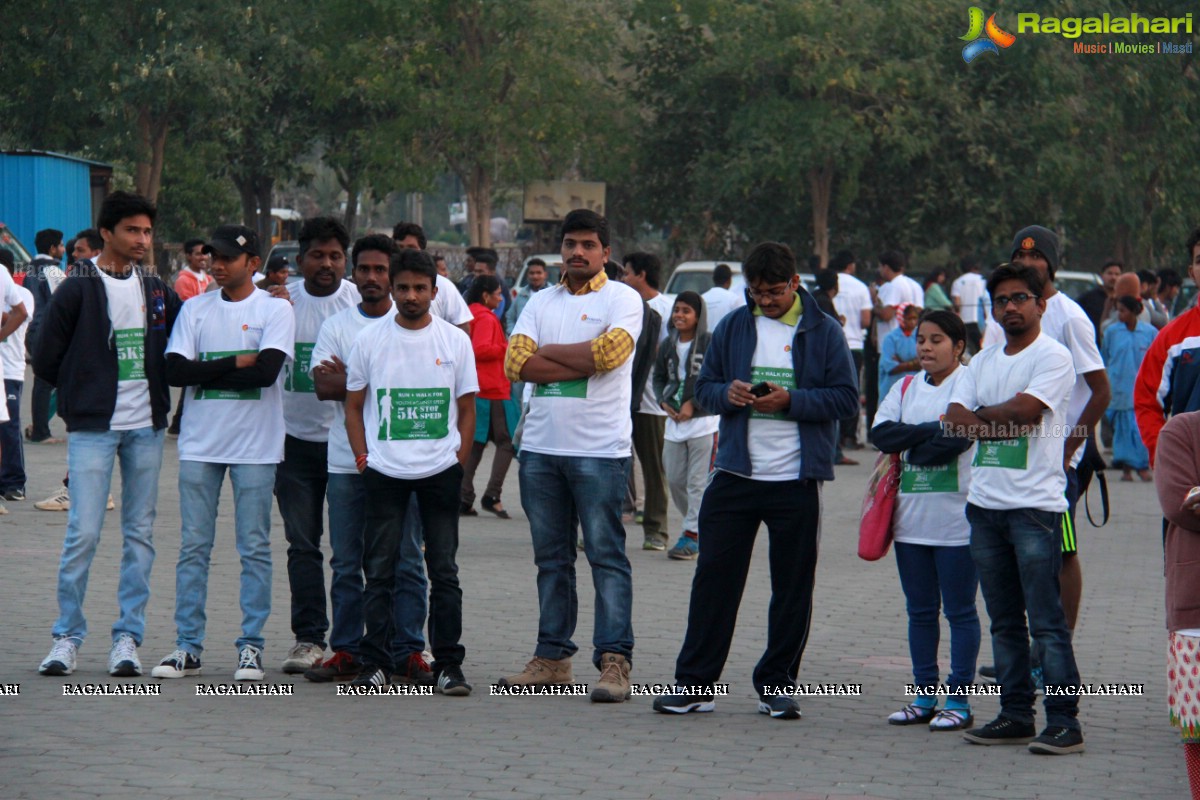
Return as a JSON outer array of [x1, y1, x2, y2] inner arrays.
[[857, 375, 915, 561]]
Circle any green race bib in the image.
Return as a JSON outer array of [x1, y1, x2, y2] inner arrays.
[[194, 350, 261, 401], [973, 438, 1029, 470], [376, 387, 451, 440], [749, 366, 796, 420], [900, 461, 960, 494], [285, 342, 316, 393], [115, 328, 145, 381], [534, 378, 589, 399]]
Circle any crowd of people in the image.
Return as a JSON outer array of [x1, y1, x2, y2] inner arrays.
[[16, 191, 1200, 790]]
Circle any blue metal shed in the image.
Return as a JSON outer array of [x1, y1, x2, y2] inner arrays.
[[0, 150, 113, 256]]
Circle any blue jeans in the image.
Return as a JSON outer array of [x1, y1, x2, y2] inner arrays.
[[893, 541, 980, 694], [327, 473, 428, 657], [518, 452, 633, 668], [966, 504, 1081, 730], [275, 435, 330, 647], [174, 461, 275, 656], [0, 379, 24, 492], [52, 427, 164, 645]]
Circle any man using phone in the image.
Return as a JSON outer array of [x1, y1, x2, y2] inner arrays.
[[653, 242, 858, 719]]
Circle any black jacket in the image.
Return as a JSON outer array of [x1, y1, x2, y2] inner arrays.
[[32, 264, 182, 432], [629, 301, 663, 415], [652, 297, 712, 416]]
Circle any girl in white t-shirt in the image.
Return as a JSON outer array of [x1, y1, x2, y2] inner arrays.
[[870, 310, 979, 732]]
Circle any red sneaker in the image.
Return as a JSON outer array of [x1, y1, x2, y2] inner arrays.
[[303, 650, 362, 683], [391, 651, 435, 686]]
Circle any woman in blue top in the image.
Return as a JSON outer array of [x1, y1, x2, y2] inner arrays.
[[1101, 295, 1158, 481], [879, 303, 922, 398]]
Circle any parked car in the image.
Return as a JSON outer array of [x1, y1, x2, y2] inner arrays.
[[259, 240, 303, 285], [1053, 269, 1103, 302], [511, 253, 563, 296], [0, 223, 33, 272], [665, 260, 815, 297]]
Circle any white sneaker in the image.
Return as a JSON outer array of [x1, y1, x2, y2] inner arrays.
[[34, 486, 70, 511], [281, 641, 324, 674], [235, 645, 265, 681], [39, 636, 79, 676], [108, 633, 142, 677]]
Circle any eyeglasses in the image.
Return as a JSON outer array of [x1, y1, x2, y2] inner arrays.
[[747, 284, 794, 301], [992, 293, 1039, 308]]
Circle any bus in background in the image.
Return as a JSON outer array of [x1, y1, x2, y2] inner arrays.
[[270, 208, 302, 246]]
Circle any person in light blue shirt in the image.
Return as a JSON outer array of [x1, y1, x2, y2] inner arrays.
[[879, 303, 922, 399], [1101, 295, 1157, 480]]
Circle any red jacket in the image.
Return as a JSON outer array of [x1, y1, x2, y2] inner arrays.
[[470, 302, 510, 400]]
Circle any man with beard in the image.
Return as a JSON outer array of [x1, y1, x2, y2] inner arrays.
[[944, 263, 1084, 754], [277, 217, 361, 676]]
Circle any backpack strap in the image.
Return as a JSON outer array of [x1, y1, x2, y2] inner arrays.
[[1084, 469, 1110, 527]]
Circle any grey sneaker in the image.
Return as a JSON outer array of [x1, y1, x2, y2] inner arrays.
[[38, 636, 79, 676], [107, 633, 142, 677], [281, 641, 325, 673]]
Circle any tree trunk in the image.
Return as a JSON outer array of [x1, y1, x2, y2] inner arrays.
[[233, 176, 257, 230], [133, 110, 168, 203], [337, 167, 360, 236], [464, 165, 492, 248], [1112, 223, 1130, 266], [808, 163, 834, 270], [255, 179, 274, 255]]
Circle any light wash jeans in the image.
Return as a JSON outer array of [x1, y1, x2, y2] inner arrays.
[[52, 427, 164, 646], [173, 460, 275, 656]]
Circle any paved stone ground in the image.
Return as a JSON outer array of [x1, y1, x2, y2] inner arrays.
[[0, 388, 1185, 799]]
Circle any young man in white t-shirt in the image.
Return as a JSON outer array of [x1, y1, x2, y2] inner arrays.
[[867, 250, 923, 427], [621, 252, 673, 550], [498, 209, 644, 702], [951, 255, 989, 354], [0, 254, 33, 503], [153, 224, 295, 682], [276, 217, 361, 676], [344, 249, 478, 695], [830, 250, 872, 449], [943, 264, 1084, 755], [701, 263, 746, 329], [34, 193, 174, 680]]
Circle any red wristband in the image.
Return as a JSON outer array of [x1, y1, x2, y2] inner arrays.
[[355, 453, 368, 471]]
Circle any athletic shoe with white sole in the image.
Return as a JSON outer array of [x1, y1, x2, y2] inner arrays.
[[653, 692, 716, 714], [281, 641, 324, 674], [234, 645, 265, 681], [107, 633, 142, 677], [38, 636, 79, 676], [151, 649, 202, 679]]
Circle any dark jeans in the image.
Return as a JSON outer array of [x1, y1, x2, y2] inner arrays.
[[29, 375, 53, 440], [840, 349, 863, 445], [461, 399, 515, 506], [894, 541, 980, 693], [675, 471, 822, 694], [0, 379, 25, 492], [966, 504, 1081, 730], [864, 341, 880, 429], [632, 413, 668, 540], [275, 435, 330, 648], [361, 464, 464, 674]]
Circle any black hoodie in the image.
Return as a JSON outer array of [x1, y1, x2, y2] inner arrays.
[[652, 297, 713, 417]]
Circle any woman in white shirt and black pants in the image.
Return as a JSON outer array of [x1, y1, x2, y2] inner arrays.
[[870, 310, 979, 731]]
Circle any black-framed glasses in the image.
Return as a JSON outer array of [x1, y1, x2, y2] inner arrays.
[[992, 293, 1039, 309]]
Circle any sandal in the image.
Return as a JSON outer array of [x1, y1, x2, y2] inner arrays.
[[481, 495, 511, 519], [887, 703, 937, 726], [928, 707, 973, 731]]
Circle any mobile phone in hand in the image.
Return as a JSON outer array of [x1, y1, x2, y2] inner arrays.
[[749, 381, 772, 398]]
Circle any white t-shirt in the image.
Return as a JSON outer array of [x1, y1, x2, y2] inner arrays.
[[99, 271, 152, 430], [638, 292, 675, 416], [702, 285, 746, 329], [167, 289, 296, 464], [1, 284, 33, 380], [874, 368, 973, 546], [345, 315, 478, 480], [834, 272, 872, 350], [746, 314, 802, 481], [513, 279, 644, 458], [310, 305, 387, 474], [875, 274, 924, 342], [949, 333, 1075, 512], [665, 338, 720, 443], [951, 272, 989, 325], [433, 274, 472, 327], [281, 280, 360, 442]]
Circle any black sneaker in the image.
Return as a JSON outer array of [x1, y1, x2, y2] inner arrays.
[[1028, 726, 1085, 755], [3, 489, 25, 501], [757, 694, 801, 720], [436, 664, 472, 697], [978, 664, 997, 685], [963, 716, 1037, 745], [653, 692, 715, 714], [151, 649, 202, 679], [351, 665, 390, 688]]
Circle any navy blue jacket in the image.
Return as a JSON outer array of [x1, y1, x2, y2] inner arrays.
[[694, 287, 859, 481]]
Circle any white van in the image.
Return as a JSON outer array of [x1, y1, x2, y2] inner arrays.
[[665, 260, 816, 296]]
